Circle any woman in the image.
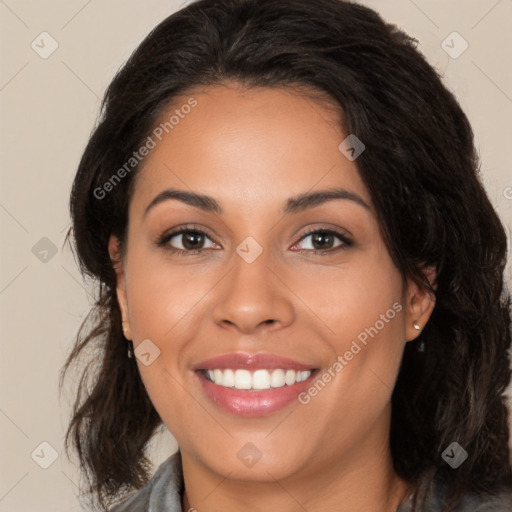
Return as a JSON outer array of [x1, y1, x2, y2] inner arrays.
[[60, 0, 512, 511]]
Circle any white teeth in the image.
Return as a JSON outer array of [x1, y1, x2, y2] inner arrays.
[[285, 369, 296, 386], [204, 368, 312, 390], [222, 369, 235, 387], [270, 369, 286, 388], [252, 369, 271, 390], [234, 369, 252, 390], [213, 369, 223, 384]]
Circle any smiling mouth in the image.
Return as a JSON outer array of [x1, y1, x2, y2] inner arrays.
[[198, 368, 319, 391]]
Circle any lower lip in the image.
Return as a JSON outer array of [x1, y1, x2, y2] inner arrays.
[[195, 370, 318, 417]]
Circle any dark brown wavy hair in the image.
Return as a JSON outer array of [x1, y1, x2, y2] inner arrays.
[[60, 0, 512, 510]]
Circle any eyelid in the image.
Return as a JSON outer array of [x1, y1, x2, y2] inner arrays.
[[296, 224, 353, 241], [291, 225, 353, 252], [157, 223, 353, 255], [156, 224, 218, 249]]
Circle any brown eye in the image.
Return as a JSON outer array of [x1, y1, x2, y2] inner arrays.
[[180, 231, 206, 250], [157, 226, 218, 255], [293, 228, 353, 254]]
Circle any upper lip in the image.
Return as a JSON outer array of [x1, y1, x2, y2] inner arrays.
[[192, 352, 318, 371]]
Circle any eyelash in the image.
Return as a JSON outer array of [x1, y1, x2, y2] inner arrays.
[[156, 224, 353, 257]]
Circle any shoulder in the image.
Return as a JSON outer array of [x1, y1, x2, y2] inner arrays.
[[461, 491, 512, 511], [109, 451, 184, 512]]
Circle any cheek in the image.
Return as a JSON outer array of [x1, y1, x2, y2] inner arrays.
[[291, 248, 406, 404], [122, 250, 213, 400], [290, 249, 405, 349], [125, 251, 213, 341], [293, 260, 406, 449], [122, 252, 208, 438]]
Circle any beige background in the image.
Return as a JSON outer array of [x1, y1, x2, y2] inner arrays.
[[0, 1, 511, 511]]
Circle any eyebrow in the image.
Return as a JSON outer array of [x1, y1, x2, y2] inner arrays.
[[143, 186, 370, 218]]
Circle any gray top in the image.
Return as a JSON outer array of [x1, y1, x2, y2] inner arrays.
[[109, 451, 512, 512]]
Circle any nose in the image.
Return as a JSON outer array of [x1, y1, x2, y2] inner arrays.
[[212, 248, 295, 335]]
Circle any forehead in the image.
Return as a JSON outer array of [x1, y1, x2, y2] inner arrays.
[[129, 84, 372, 216]]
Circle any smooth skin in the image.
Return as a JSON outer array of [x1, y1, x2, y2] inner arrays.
[[108, 83, 436, 512]]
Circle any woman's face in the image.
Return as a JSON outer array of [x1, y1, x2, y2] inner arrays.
[[110, 84, 431, 483]]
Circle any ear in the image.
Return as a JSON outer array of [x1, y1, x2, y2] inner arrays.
[[403, 266, 436, 342], [108, 234, 131, 340]]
